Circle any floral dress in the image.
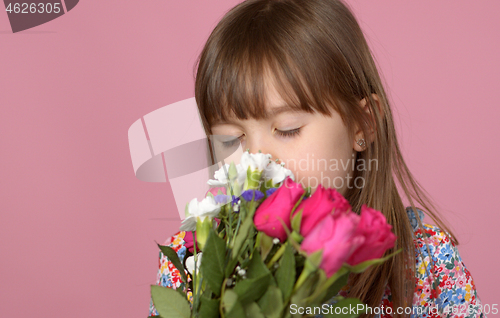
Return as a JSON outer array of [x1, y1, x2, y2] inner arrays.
[[148, 207, 486, 318]]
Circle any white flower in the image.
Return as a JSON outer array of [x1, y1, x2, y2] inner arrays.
[[240, 152, 272, 172], [207, 163, 246, 186], [180, 196, 221, 231], [262, 161, 295, 185], [207, 164, 230, 186], [185, 253, 202, 275]]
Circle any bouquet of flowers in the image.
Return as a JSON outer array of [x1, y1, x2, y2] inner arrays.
[[150, 151, 399, 318]]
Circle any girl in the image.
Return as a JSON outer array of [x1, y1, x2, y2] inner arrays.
[[149, 0, 485, 317]]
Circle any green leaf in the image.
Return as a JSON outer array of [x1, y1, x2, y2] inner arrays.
[[291, 209, 303, 233], [258, 232, 274, 261], [150, 285, 191, 318], [247, 251, 271, 279], [290, 271, 319, 308], [223, 289, 245, 318], [244, 302, 265, 318], [233, 251, 273, 303], [157, 244, 188, 284], [323, 298, 366, 318], [200, 229, 226, 296], [226, 302, 245, 318], [228, 162, 238, 181], [258, 285, 283, 318], [223, 289, 238, 312], [231, 214, 254, 259], [234, 274, 271, 303], [308, 249, 323, 268], [345, 248, 402, 273], [275, 243, 295, 302], [198, 296, 220, 317], [321, 271, 349, 303], [304, 267, 348, 305], [225, 256, 239, 278]]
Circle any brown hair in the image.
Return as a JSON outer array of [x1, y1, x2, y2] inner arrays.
[[193, 0, 458, 316]]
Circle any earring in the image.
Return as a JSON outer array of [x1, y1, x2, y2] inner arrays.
[[356, 138, 366, 149]]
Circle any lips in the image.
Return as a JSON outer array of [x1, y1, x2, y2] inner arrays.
[[4, 0, 79, 33]]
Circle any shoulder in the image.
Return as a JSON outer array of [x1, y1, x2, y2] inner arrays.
[[412, 222, 456, 292], [160, 230, 188, 251], [411, 224, 485, 317], [405, 206, 455, 259], [414, 223, 453, 258]]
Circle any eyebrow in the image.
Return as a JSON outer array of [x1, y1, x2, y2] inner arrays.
[[212, 105, 302, 126]]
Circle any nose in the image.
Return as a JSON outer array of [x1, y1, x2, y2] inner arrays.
[[245, 135, 277, 161]]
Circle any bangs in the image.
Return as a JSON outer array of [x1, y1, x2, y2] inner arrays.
[[201, 51, 336, 130], [195, 11, 342, 133]]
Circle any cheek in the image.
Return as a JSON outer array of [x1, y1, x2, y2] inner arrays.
[[279, 124, 354, 191], [284, 150, 353, 191]]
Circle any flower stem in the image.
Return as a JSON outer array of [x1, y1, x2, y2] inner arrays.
[[192, 231, 199, 316], [293, 267, 311, 293], [293, 256, 318, 293], [266, 243, 286, 269], [303, 267, 348, 303]]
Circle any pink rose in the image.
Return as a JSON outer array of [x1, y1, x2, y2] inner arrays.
[[206, 187, 226, 197], [293, 185, 351, 237], [301, 212, 364, 276], [183, 218, 221, 253], [183, 231, 197, 253], [346, 205, 397, 266], [253, 177, 305, 242]]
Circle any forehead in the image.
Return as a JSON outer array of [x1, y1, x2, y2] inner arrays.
[[264, 77, 286, 108], [213, 81, 296, 126], [205, 60, 323, 129]]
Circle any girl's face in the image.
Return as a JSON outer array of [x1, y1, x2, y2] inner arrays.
[[211, 82, 366, 196]]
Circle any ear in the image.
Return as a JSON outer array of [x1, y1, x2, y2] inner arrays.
[[353, 93, 382, 152]]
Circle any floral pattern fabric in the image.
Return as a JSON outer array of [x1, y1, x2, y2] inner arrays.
[[148, 231, 192, 317], [148, 207, 486, 318]]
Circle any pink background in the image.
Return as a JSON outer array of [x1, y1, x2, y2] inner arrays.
[[0, 0, 497, 316]]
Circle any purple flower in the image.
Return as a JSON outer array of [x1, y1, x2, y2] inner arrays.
[[214, 194, 231, 204], [231, 195, 239, 205], [241, 190, 264, 201], [266, 188, 277, 197]]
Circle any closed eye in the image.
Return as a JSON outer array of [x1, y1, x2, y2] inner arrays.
[[222, 136, 243, 148], [276, 127, 301, 138], [220, 128, 301, 147]]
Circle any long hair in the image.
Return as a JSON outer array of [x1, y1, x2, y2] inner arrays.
[[193, 0, 457, 316]]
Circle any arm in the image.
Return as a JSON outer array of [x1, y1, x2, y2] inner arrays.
[[413, 225, 486, 318], [148, 231, 189, 317]]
